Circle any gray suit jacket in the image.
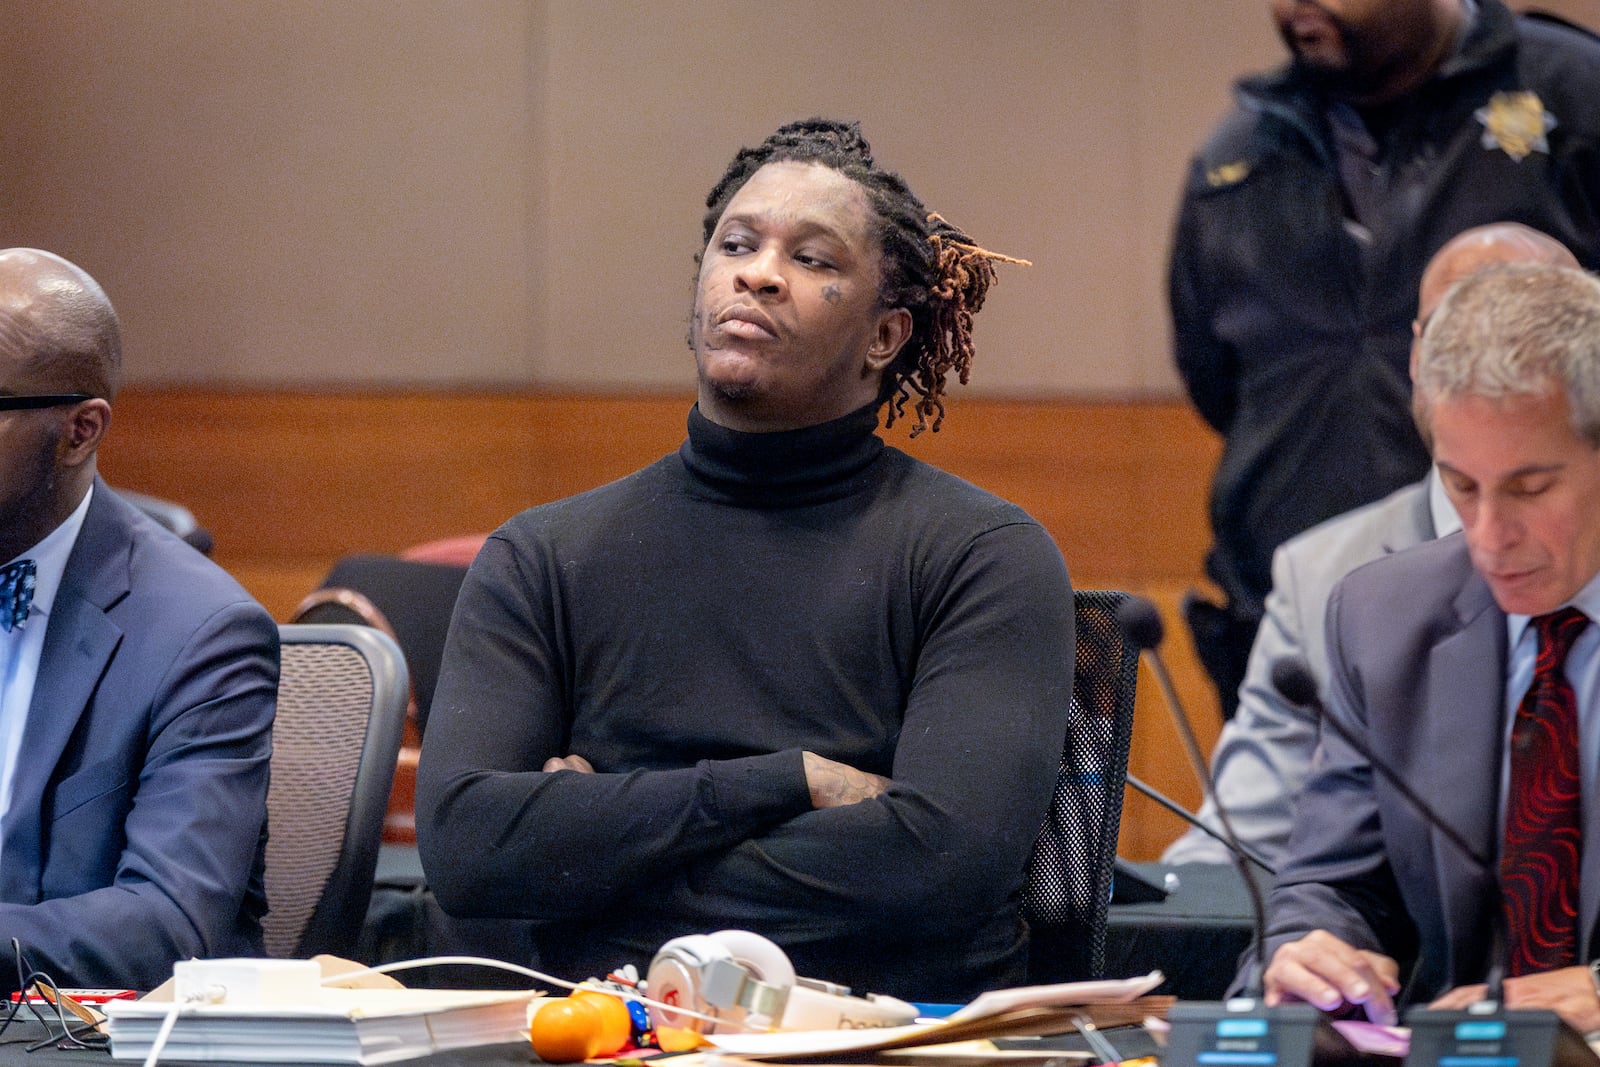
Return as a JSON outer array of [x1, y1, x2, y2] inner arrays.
[[1166, 481, 1435, 867], [1261, 532, 1529, 1000], [0, 481, 278, 991]]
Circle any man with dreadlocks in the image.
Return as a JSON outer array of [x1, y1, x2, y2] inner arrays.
[[416, 119, 1071, 1000]]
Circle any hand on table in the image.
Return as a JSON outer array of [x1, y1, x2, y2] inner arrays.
[[1430, 966, 1600, 1034], [1263, 929, 1401, 1024]]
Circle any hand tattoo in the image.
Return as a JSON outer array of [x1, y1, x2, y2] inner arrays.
[[804, 751, 891, 808]]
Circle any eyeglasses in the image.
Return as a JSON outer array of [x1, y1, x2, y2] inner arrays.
[[0, 393, 94, 412]]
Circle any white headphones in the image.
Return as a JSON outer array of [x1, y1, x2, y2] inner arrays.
[[644, 929, 917, 1034]]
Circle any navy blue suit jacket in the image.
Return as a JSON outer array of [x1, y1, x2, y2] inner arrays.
[[0, 481, 278, 991]]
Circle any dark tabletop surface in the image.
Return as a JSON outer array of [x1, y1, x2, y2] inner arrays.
[[1104, 862, 1257, 1000]]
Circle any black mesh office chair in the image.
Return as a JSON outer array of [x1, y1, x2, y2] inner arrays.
[[291, 554, 471, 845], [112, 487, 215, 554], [1024, 588, 1140, 983], [265, 624, 409, 959], [294, 554, 470, 735]]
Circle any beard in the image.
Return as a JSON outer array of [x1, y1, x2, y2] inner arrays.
[[0, 430, 62, 562], [689, 301, 760, 405], [698, 366, 759, 404], [1279, 8, 1388, 100]]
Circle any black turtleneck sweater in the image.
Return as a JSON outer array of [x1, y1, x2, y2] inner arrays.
[[417, 404, 1075, 1002]]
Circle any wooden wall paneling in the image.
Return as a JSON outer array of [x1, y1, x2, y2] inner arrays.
[[102, 391, 542, 558]]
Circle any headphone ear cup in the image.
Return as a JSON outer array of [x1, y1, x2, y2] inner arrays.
[[647, 929, 918, 1034], [707, 930, 796, 989], [646, 934, 730, 1033]]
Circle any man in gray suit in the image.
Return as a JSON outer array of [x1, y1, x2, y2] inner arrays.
[[1166, 224, 1581, 869], [1260, 262, 1600, 1033]]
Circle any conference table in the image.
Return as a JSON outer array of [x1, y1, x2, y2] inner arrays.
[[0, 1018, 535, 1067], [1104, 862, 1255, 1001], [0, 858, 1248, 1067], [0, 1013, 1161, 1067]]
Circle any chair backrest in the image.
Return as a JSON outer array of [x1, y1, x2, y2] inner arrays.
[[290, 558, 467, 846], [400, 533, 489, 568], [112, 486, 215, 554], [1023, 588, 1140, 983], [297, 554, 471, 734], [265, 624, 409, 959]]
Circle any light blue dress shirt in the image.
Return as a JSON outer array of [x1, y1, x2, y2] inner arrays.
[[1502, 567, 1600, 960], [0, 485, 94, 868]]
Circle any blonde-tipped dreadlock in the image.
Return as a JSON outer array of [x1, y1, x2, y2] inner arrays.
[[698, 119, 1027, 436], [891, 218, 1031, 436]]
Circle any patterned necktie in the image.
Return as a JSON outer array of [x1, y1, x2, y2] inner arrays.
[[1501, 606, 1590, 977], [0, 559, 36, 634]]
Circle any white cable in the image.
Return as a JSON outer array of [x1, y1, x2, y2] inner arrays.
[[140, 1003, 182, 1067], [319, 955, 749, 1031], [140, 987, 220, 1067], [321, 955, 564, 989]]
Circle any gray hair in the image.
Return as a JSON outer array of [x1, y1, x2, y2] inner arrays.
[[1416, 262, 1600, 446]]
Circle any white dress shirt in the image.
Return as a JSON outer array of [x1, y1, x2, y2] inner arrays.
[[1428, 465, 1463, 539]]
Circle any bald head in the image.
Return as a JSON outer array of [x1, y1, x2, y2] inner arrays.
[[0, 250, 119, 559], [1417, 223, 1579, 326], [0, 248, 121, 399], [1410, 225, 1580, 449]]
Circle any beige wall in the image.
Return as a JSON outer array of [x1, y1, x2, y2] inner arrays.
[[2, 1, 1594, 394], [1534, 0, 1600, 23], [1, 1, 541, 385]]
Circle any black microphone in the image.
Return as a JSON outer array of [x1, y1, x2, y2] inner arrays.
[[1114, 596, 1270, 993], [1271, 655, 1509, 1008], [1124, 772, 1276, 875], [1118, 600, 1351, 1067], [1116, 596, 1165, 654], [1268, 656, 1492, 872]]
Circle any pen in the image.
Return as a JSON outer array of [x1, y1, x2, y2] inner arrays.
[[1070, 1012, 1121, 1067]]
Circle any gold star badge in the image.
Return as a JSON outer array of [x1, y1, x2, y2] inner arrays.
[[1205, 161, 1251, 188], [1475, 91, 1556, 162]]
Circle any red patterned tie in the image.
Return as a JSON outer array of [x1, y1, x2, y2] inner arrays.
[[1502, 606, 1590, 977]]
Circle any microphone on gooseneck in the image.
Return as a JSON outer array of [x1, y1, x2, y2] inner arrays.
[[1115, 596, 1272, 996], [1268, 656, 1494, 874], [1125, 772, 1277, 875], [1268, 655, 1506, 1001]]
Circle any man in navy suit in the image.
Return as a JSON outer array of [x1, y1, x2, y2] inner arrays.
[[1261, 262, 1600, 1034], [0, 248, 277, 992]]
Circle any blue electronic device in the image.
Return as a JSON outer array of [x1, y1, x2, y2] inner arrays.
[[1164, 999, 1355, 1067], [1404, 1007, 1599, 1067]]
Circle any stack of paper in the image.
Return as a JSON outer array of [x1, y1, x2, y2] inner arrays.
[[705, 972, 1168, 1060], [104, 987, 538, 1064]]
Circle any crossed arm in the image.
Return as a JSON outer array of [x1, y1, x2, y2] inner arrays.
[[416, 523, 1075, 940], [544, 751, 889, 808]]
